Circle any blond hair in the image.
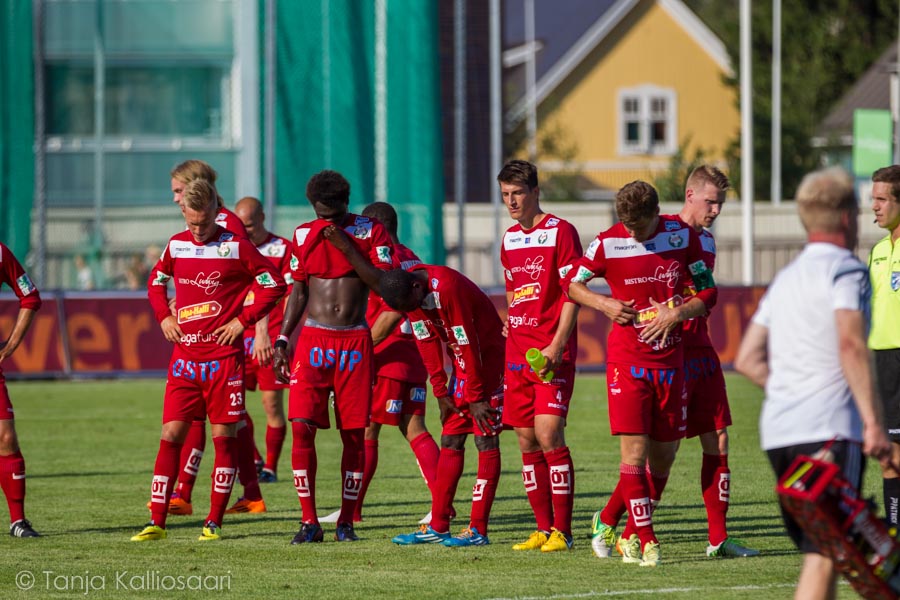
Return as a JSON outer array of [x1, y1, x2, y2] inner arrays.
[[795, 167, 856, 233], [171, 159, 224, 208], [686, 165, 730, 193], [181, 179, 219, 213]]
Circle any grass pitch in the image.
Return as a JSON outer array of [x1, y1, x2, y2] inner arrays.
[[0, 374, 879, 598]]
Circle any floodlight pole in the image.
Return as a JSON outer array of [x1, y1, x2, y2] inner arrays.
[[771, 0, 781, 205], [740, 0, 754, 285], [490, 0, 503, 285]]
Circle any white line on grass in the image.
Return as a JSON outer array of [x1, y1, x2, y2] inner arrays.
[[484, 583, 797, 600]]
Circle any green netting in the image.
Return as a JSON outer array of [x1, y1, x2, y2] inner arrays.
[[268, 0, 444, 263], [0, 1, 34, 260]]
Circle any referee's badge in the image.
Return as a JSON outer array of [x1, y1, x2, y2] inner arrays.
[[891, 271, 900, 291]]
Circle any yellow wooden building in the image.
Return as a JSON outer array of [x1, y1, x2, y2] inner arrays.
[[505, 0, 739, 198]]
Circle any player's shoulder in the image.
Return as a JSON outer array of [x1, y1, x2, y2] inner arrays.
[[396, 244, 422, 269]]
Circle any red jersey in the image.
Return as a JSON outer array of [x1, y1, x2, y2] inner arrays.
[[290, 214, 394, 283], [679, 223, 716, 349], [215, 207, 249, 239], [366, 243, 427, 382], [406, 264, 505, 405], [242, 233, 293, 339], [0, 243, 41, 311], [562, 215, 717, 368], [148, 227, 287, 360], [501, 214, 581, 363]]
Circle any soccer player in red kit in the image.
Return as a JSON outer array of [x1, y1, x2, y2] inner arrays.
[[563, 181, 717, 566], [164, 160, 271, 517], [348, 202, 439, 524], [673, 166, 758, 558], [377, 265, 505, 547], [497, 161, 581, 553], [320, 224, 505, 546], [132, 179, 285, 542], [222, 196, 293, 515], [0, 243, 42, 538], [272, 170, 395, 545]]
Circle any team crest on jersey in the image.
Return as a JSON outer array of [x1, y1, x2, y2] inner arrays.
[[152, 271, 171, 286], [572, 265, 594, 283], [537, 231, 548, 244], [264, 240, 287, 257], [668, 233, 684, 248], [431, 278, 439, 289], [546, 218, 559, 227], [385, 399, 402, 414], [665, 220, 681, 231], [511, 283, 541, 307], [451, 325, 470, 345], [351, 222, 372, 239], [255, 272, 278, 287], [585, 239, 600, 260], [15, 274, 36, 296], [376, 246, 392, 264], [892, 271, 900, 291], [217, 244, 231, 257], [412, 320, 430, 340]]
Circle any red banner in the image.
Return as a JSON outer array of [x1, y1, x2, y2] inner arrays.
[[0, 287, 764, 378]]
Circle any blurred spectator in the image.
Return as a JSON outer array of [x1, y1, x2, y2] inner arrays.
[[73, 255, 94, 290], [122, 253, 151, 290]]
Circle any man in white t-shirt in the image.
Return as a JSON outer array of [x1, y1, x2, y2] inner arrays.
[[735, 166, 891, 599]]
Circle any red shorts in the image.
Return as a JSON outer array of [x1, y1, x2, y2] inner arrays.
[[370, 376, 427, 426], [288, 325, 373, 430], [442, 373, 505, 437], [163, 349, 246, 425], [606, 363, 686, 442], [244, 356, 289, 392], [683, 347, 732, 438], [502, 360, 575, 428], [0, 371, 13, 419]]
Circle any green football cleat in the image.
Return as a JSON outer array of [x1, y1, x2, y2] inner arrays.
[[590, 511, 616, 558], [617, 534, 641, 564], [198, 521, 221, 541], [639, 541, 660, 567]]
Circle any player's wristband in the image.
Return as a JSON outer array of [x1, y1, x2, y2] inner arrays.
[[274, 335, 290, 351]]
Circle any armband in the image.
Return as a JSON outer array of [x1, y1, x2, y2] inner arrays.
[[688, 260, 715, 291], [274, 335, 290, 351]]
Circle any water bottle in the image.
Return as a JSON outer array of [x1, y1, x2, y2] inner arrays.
[[526, 348, 554, 383]]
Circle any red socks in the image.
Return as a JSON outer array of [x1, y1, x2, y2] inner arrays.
[[600, 480, 627, 528], [702, 453, 730, 546], [264, 425, 287, 472], [618, 463, 656, 546], [291, 421, 318, 523], [521, 450, 552, 532], [175, 420, 206, 502], [338, 429, 365, 525], [469, 448, 501, 534], [0, 451, 27, 524], [235, 422, 262, 501], [354, 439, 379, 521], [206, 436, 238, 527], [410, 432, 440, 493], [430, 448, 465, 533], [149, 439, 182, 528], [545, 446, 574, 535]]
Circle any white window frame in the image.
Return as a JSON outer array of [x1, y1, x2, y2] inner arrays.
[[616, 85, 678, 156]]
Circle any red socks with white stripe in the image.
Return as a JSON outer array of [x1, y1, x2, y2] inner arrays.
[[0, 451, 27, 524]]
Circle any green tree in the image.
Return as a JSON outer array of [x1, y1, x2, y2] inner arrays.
[[654, 137, 710, 204], [686, 0, 898, 200]]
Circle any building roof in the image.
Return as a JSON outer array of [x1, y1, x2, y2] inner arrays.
[[503, 0, 732, 129], [815, 41, 898, 145]]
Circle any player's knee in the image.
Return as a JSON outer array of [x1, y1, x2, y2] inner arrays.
[[441, 434, 466, 451], [0, 425, 18, 454], [474, 435, 500, 452]]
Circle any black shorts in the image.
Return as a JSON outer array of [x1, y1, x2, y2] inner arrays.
[[766, 440, 864, 554], [875, 349, 900, 442]]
